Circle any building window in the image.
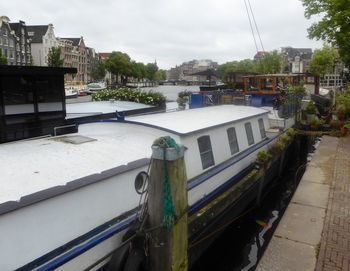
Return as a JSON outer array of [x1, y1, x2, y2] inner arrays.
[[258, 118, 266, 139], [9, 39, 14, 47], [197, 135, 215, 169], [227, 127, 239, 155], [245, 122, 255, 146]]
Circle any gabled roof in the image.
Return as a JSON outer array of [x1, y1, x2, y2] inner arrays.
[[9, 21, 27, 37], [62, 38, 81, 46], [26, 25, 49, 43], [99, 52, 112, 61]]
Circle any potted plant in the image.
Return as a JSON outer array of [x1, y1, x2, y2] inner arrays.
[[341, 122, 350, 136], [336, 104, 346, 121], [305, 101, 317, 122], [177, 90, 191, 110], [256, 150, 272, 168]]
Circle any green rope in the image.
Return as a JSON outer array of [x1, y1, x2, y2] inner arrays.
[[152, 136, 180, 230]]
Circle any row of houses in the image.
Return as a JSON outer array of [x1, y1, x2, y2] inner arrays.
[[0, 16, 100, 83]]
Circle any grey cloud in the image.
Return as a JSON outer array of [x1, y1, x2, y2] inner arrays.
[[3, 0, 322, 69]]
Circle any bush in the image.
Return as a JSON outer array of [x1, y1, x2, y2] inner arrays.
[[336, 90, 350, 116], [256, 150, 272, 165], [269, 140, 286, 155], [305, 101, 317, 114], [286, 128, 296, 138], [91, 88, 166, 106]]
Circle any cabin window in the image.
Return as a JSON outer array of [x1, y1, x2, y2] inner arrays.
[[197, 135, 215, 169], [258, 118, 266, 139], [245, 122, 255, 146], [227, 127, 239, 155]]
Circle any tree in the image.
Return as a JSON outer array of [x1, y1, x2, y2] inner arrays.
[[146, 63, 158, 81], [47, 47, 64, 67], [255, 50, 282, 74], [302, 0, 350, 66], [155, 69, 167, 81], [131, 61, 147, 81], [91, 62, 106, 81], [309, 45, 338, 76], [0, 50, 7, 65], [218, 59, 255, 80], [104, 51, 132, 85]]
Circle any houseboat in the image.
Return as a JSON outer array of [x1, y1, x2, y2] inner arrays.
[[0, 104, 295, 270], [242, 73, 320, 106]]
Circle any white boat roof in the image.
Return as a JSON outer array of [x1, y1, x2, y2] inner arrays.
[[128, 105, 268, 135], [66, 101, 152, 119], [0, 122, 167, 208], [0, 105, 268, 212]]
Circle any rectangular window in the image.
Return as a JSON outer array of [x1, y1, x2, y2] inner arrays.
[[245, 122, 255, 146], [198, 135, 215, 169], [258, 118, 266, 139], [227, 127, 239, 155], [2, 75, 35, 115]]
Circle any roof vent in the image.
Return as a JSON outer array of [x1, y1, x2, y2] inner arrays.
[[53, 135, 97, 145]]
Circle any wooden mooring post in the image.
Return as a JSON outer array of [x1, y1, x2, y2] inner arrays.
[[148, 139, 188, 271]]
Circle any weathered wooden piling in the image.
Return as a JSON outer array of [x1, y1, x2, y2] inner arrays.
[[148, 138, 188, 271]]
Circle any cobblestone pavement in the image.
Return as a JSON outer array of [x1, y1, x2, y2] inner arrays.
[[316, 137, 350, 271]]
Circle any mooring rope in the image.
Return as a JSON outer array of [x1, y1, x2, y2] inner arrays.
[[152, 136, 180, 230]]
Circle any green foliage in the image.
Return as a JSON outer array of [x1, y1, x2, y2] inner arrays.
[[91, 88, 166, 106], [218, 59, 256, 78], [146, 63, 158, 81], [270, 140, 286, 155], [309, 45, 338, 76], [287, 85, 306, 96], [91, 62, 106, 81], [286, 128, 296, 138], [256, 150, 272, 165], [47, 47, 64, 67], [105, 51, 133, 84], [336, 90, 350, 115], [255, 50, 282, 74], [177, 90, 191, 108], [0, 49, 7, 65], [178, 90, 192, 99], [302, 0, 350, 66], [305, 101, 317, 114], [131, 62, 147, 80], [155, 69, 167, 81], [310, 118, 323, 130]]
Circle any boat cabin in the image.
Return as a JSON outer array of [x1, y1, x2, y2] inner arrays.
[[242, 73, 319, 95], [0, 65, 77, 143], [0, 105, 277, 270], [242, 73, 319, 106]]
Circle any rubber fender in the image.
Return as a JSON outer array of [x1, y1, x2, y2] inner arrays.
[[107, 242, 130, 271], [123, 248, 145, 271]]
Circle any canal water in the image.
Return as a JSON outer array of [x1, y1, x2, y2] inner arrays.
[[191, 138, 318, 271]]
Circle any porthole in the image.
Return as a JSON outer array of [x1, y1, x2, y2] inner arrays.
[[134, 171, 149, 195]]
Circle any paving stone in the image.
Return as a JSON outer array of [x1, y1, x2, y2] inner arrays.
[[256, 236, 316, 271], [292, 181, 330, 209], [275, 203, 326, 246]]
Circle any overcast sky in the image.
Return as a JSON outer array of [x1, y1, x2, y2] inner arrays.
[[3, 0, 322, 69]]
